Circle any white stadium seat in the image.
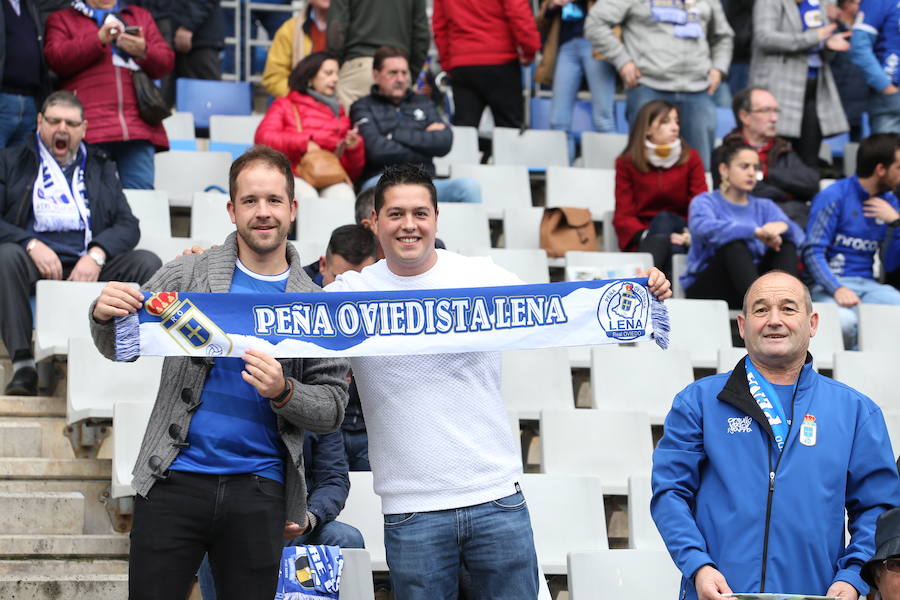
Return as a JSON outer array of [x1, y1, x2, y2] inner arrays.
[[672, 253, 687, 299], [884, 411, 900, 460], [492, 127, 569, 170], [190, 192, 234, 242], [808, 302, 844, 369], [546, 167, 615, 221], [296, 196, 356, 249], [502, 348, 575, 419], [111, 400, 154, 498], [154, 150, 232, 207], [449, 164, 531, 219], [336, 549, 376, 600], [340, 471, 386, 570], [290, 240, 327, 266], [162, 112, 196, 150], [503, 206, 544, 250], [433, 126, 480, 177], [124, 189, 171, 237], [136, 237, 212, 263], [34, 281, 121, 362], [832, 350, 900, 412], [461, 248, 550, 284], [858, 304, 900, 352], [208, 114, 263, 144], [568, 549, 682, 600], [628, 473, 665, 549], [717, 347, 748, 374], [564, 250, 653, 281], [581, 132, 628, 170], [435, 202, 491, 251], [665, 298, 732, 368]]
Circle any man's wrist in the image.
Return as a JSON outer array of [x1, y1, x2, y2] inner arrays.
[[889, 217, 900, 228], [88, 247, 107, 267], [270, 379, 293, 406], [25, 238, 38, 253]]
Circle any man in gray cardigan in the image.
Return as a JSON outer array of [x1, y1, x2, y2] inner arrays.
[[89, 145, 349, 600]]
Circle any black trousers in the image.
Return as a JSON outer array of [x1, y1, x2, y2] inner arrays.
[[157, 17, 224, 108], [450, 61, 525, 130], [0, 243, 161, 360], [635, 210, 688, 277], [129, 471, 286, 600], [686, 240, 798, 308], [784, 77, 823, 170]]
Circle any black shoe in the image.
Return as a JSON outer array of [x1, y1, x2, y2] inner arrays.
[[5, 366, 38, 396]]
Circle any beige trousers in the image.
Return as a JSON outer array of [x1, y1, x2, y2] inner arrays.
[[336, 56, 374, 110]]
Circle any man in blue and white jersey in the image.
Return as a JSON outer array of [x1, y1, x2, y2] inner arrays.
[[851, 0, 900, 132]]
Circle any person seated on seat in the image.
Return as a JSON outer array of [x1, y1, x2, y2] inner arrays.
[[862, 508, 900, 600], [802, 132, 900, 349], [261, 0, 329, 98], [197, 428, 365, 599], [350, 46, 481, 204], [682, 142, 805, 308], [303, 223, 376, 286], [255, 51, 364, 202], [712, 87, 820, 227], [0, 91, 161, 396], [614, 99, 707, 276]]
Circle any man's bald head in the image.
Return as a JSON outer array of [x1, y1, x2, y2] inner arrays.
[[742, 271, 812, 315]]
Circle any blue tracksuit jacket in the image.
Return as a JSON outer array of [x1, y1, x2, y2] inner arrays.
[[652, 357, 900, 599]]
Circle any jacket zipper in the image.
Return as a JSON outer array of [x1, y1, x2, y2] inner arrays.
[[757, 374, 800, 592], [115, 66, 130, 141]]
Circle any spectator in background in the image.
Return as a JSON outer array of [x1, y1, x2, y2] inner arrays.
[[614, 100, 707, 276], [261, 0, 328, 98], [832, 0, 868, 141], [802, 133, 900, 349], [0, 91, 160, 396], [850, 0, 900, 133], [327, 0, 429, 109], [255, 52, 363, 202], [682, 143, 804, 308], [712, 88, 821, 226], [723, 0, 753, 94], [351, 46, 481, 203], [163, 0, 224, 106], [433, 0, 540, 131], [44, 0, 174, 190], [0, 0, 50, 148], [862, 508, 900, 600], [536, 0, 617, 160], [750, 0, 851, 168], [586, 0, 733, 170]]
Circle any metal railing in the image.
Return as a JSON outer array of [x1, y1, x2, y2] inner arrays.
[[220, 0, 305, 82]]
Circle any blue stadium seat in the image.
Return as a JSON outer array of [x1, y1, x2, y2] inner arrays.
[[529, 97, 596, 137], [823, 132, 850, 158], [715, 107, 736, 140], [175, 79, 252, 129], [862, 112, 871, 138], [614, 100, 628, 134], [208, 141, 252, 159]]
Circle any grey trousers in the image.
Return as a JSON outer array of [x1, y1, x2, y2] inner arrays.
[[0, 243, 161, 360]]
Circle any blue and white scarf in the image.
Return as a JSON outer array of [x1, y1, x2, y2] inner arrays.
[[649, 0, 704, 38], [276, 545, 342, 599], [70, 0, 140, 70], [32, 133, 91, 252], [113, 278, 669, 360], [745, 359, 791, 451]]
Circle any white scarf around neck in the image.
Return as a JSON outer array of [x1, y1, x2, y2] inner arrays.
[[645, 138, 682, 169], [32, 134, 92, 252]]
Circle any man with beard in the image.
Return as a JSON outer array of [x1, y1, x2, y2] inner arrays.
[[89, 145, 350, 599], [0, 90, 160, 395]]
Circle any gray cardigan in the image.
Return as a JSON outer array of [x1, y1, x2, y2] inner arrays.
[[89, 233, 350, 524]]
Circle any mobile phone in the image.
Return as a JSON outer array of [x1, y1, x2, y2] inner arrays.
[[124, 25, 141, 35]]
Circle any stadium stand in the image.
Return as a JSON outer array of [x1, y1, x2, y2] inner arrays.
[[34, 281, 120, 363], [545, 167, 616, 222], [189, 192, 235, 242], [564, 251, 653, 281], [296, 196, 356, 249], [111, 401, 153, 498], [858, 304, 900, 352], [492, 127, 569, 171], [461, 248, 550, 284], [502, 348, 575, 419], [161, 112, 198, 151], [208, 114, 265, 159], [627, 473, 665, 549], [567, 549, 682, 599], [832, 350, 899, 412], [581, 132, 629, 170], [175, 79, 253, 130], [449, 163, 532, 220], [154, 151, 232, 208], [432, 126, 481, 177], [664, 298, 733, 368], [123, 190, 172, 238], [432, 202, 491, 251]]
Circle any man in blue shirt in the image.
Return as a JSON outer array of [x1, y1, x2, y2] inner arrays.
[[851, 0, 900, 132], [802, 133, 900, 348]]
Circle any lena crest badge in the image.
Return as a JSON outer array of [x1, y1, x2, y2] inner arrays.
[[799, 414, 817, 447], [596, 281, 650, 342]]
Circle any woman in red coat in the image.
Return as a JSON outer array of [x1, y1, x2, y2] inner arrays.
[[44, 0, 174, 190], [614, 99, 708, 275], [255, 52, 364, 202]]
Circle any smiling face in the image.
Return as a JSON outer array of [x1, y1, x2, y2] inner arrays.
[[310, 58, 340, 96], [738, 272, 818, 371], [227, 161, 297, 259], [372, 183, 438, 276], [37, 103, 86, 166], [647, 108, 680, 146], [720, 148, 761, 194]]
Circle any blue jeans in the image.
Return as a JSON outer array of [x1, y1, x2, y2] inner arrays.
[[361, 173, 482, 203], [550, 37, 617, 159], [810, 275, 900, 349], [868, 91, 900, 134], [727, 62, 750, 96], [383, 491, 539, 599], [198, 520, 365, 600], [626, 85, 716, 170], [94, 140, 155, 189], [343, 429, 371, 471], [0, 93, 37, 149]]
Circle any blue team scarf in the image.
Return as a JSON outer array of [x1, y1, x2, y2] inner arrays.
[[277, 545, 342, 599], [745, 359, 791, 451], [112, 278, 669, 360]]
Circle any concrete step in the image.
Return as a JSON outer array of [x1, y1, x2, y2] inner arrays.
[[0, 396, 65, 418], [0, 417, 80, 460], [0, 574, 127, 599], [0, 481, 115, 535], [0, 458, 110, 480], [0, 422, 42, 457], [0, 535, 128, 558], [0, 492, 84, 535], [0, 559, 128, 576]]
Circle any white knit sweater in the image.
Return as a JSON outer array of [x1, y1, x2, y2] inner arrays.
[[326, 250, 524, 514]]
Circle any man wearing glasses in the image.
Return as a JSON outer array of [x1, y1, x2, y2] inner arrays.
[[0, 90, 160, 395], [711, 87, 821, 227], [863, 508, 900, 600]]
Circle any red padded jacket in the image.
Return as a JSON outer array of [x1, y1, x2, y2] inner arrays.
[[254, 91, 365, 182], [44, 5, 174, 150]]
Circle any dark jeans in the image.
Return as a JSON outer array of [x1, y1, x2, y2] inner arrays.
[[129, 471, 286, 600], [635, 210, 688, 276], [450, 61, 525, 130], [686, 240, 798, 308], [343, 428, 370, 471], [784, 77, 822, 169], [0, 243, 161, 360]]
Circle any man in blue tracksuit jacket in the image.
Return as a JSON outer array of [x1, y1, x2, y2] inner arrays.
[[652, 271, 900, 600]]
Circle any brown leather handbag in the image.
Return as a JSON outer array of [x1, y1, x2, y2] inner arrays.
[[539, 207, 598, 258], [292, 104, 351, 189]]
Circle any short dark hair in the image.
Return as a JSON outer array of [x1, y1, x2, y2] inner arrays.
[[355, 188, 375, 224], [326, 224, 377, 265], [229, 145, 295, 202], [732, 87, 768, 125], [373, 46, 408, 71], [857, 133, 900, 178], [288, 51, 338, 93], [41, 90, 84, 121], [373, 164, 438, 214], [718, 141, 757, 167]]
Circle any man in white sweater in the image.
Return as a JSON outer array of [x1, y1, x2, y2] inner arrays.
[[327, 164, 672, 598]]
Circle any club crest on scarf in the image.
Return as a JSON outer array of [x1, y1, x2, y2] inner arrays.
[[144, 292, 233, 356], [596, 281, 649, 341]]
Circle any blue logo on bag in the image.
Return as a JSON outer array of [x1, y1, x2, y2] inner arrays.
[[597, 281, 649, 341]]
